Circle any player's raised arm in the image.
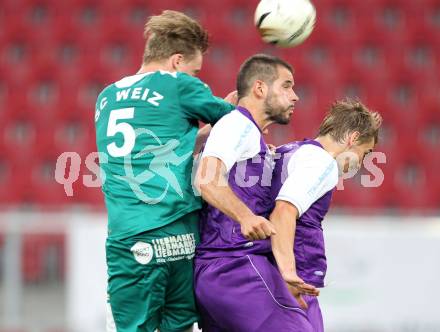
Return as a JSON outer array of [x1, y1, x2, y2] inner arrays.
[[178, 74, 236, 125], [194, 90, 238, 154]]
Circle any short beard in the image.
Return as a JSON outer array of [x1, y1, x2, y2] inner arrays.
[[264, 95, 290, 125]]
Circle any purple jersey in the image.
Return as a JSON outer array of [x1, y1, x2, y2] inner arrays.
[[196, 106, 274, 258], [271, 139, 338, 287], [194, 127, 334, 331]]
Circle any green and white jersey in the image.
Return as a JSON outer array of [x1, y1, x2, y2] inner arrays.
[[95, 71, 234, 240]]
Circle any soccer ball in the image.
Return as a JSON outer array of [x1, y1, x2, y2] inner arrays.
[[255, 0, 316, 47]]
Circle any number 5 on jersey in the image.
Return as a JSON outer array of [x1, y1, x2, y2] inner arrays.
[[107, 108, 135, 157]]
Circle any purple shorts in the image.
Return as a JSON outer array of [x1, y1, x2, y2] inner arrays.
[[303, 294, 323, 332], [194, 254, 323, 332]]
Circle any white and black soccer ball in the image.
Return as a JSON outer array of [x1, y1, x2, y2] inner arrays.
[[255, 0, 316, 47]]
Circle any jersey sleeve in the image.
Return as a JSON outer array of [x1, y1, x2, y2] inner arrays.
[[177, 73, 235, 124], [201, 111, 261, 172], [276, 145, 339, 217]]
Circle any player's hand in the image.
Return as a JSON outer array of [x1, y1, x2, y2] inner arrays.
[[224, 90, 238, 105], [267, 144, 276, 153], [283, 273, 320, 297], [240, 216, 276, 240], [287, 284, 308, 310]]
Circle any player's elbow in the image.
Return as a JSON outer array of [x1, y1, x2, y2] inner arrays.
[[196, 177, 218, 202], [195, 156, 227, 200], [195, 169, 215, 200], [270, 200, 299, 225]]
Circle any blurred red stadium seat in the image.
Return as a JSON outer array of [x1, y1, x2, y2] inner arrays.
[[0, 0, 438, 212], [22, 234, 65, 282]]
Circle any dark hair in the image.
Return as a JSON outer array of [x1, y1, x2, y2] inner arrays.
[[318, 98, 382, 144], [143, 10, 209, 63], [236, 54, 294, 99]]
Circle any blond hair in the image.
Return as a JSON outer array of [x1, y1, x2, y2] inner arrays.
[[142, 10, 209, 64], [318, 98, 382, 144]]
